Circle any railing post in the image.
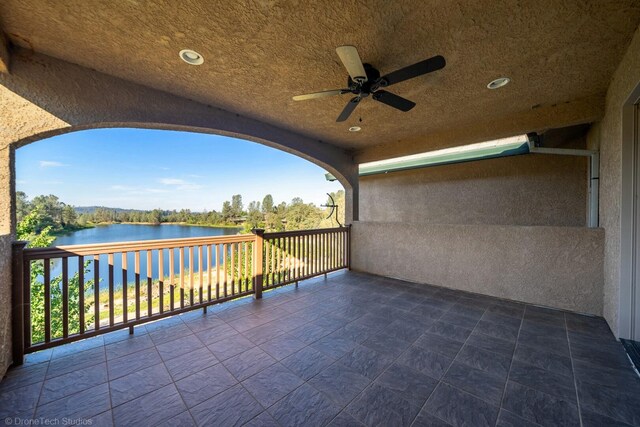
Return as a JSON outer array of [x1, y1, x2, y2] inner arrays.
[[252, 229, 265, 299], [12, 241, 28, 366], [346, 224, 352, 270]]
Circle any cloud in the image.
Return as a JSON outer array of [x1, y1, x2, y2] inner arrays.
[[39, 160, 67, 168], [109, 185, 135, 191], [159, 178, 187, 185], [159, 177, 203, 191]]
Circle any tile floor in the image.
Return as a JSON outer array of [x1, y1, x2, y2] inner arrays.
[[1, 271, 639, 426]]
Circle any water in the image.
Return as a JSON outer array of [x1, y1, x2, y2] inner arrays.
[[48, 224, 242, 290]]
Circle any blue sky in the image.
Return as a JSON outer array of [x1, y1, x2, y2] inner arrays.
[[16, 128, 342, 211]]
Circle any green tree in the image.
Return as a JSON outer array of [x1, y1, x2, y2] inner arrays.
[[285, 198, 323, 230], [231, 194, 243, 218], [262, 194, 274, 213], [221, 201, 233, 222], [61, 205, 77, 227], [18, 210, 95, 343], [148, 209, 163, 224], [245, 201, 264, 231], [16, 191, 31, 223]]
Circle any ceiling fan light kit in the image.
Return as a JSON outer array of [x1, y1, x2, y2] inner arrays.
[[293, 45, 446, 122]]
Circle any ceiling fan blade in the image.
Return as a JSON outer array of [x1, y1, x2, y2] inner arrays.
[[379, 55, 446, 87], [336, 97, 361, 122], [292, 89, 346, 101], [372, 90, 416, 112], [336, 46, 367, 82]]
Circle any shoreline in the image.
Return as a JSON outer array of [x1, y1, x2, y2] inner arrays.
[[90, 221, 242, 229]]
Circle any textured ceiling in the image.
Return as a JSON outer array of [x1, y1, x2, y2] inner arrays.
[[1, 0, 639, 155]]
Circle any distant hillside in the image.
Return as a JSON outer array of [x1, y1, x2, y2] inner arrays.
[[74, 206, 148, 214]]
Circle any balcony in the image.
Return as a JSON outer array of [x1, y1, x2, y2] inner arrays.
[[1, 252, 639, 425]]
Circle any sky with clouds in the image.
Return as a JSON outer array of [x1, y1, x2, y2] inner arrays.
[[16, 128, 343, 211]]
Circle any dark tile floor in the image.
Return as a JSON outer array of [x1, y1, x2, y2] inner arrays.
[[1, 271, 639, 427]]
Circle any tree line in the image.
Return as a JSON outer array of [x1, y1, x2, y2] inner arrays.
[[17, 191, 345, 234]]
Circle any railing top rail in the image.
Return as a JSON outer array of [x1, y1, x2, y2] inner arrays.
[[23, 233, 255, 259], [264, 226, 348, 239]]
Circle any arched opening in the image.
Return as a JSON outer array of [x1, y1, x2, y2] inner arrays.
[[11, 126, 353, 358], [16, 126, 347, 237]]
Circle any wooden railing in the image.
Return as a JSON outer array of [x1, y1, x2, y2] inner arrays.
[[11, 227, 350, 362], [263, 227, 349, 289]]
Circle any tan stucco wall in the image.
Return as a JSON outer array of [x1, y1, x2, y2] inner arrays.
[[587, 24, 640, 336], [0, 144, 13, 373], [359, 153, 588, 226], [352, 221, 604, 315]]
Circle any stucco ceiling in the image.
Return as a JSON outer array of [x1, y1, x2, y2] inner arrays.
[[1, 0, 639, 158]]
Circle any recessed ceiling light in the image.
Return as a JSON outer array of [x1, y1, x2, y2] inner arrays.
[[179, 49, 204, 65], [349, 126, 361, 132], [487, 77, 510, 89]]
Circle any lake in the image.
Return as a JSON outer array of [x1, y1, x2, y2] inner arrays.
[[49, 224, 242, 289]]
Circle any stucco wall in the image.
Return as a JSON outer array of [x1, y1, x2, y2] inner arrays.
[[587, 24, 640, 337], [351, 221, 604, 315], [0, 144, 13, 373], [359, 153, 588, 226]]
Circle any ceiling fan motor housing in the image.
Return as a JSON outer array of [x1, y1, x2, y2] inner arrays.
[[347, 63, 382, 95]]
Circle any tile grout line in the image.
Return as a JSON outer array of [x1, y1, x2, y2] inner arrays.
[[409, 295, 473, 427], [30, 356, 50, 419], [495, 303, 526, 427], [304, 290, 455, 426], [565, 315, 584, 427]]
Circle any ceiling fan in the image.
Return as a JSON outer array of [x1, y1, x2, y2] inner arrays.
[[292, 46, 446, 122]]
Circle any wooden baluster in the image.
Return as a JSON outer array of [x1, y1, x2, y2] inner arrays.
[[287, 237, 291, 282], [198, 245, 204, 304], [331, 232, 335, 270], [296, 235, 300, 280], [244, 241, 250, 292], [277, 238, 282, 284], [44, 259, 51, 342], [94, 255, 100, 330], [179, 247, 185, 308], [208, 245, 213, 301], [189, 246, 194, 306], [313, 234, 318, 275], [264, 239, 270, 287], [62, 257, 69, 338], [236, 242, 242, 293], [122, 253, 128, 323], [338, 232, 342, 268], [322, 233, 326, 273], [244, 242, 249, 291], [233, 243, 239, 295], [134, 251, 140, 320], [108, 253, 115, 326], [216, 244, 220, 300], [147, 249, 153, 317], [158, 249, 164, 314], [304, 235, 309, 277], [222, 244, 228, 298], [283, 237, 287, 283], [169, 248, 175, 311], [77, 256, 84, 335]]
